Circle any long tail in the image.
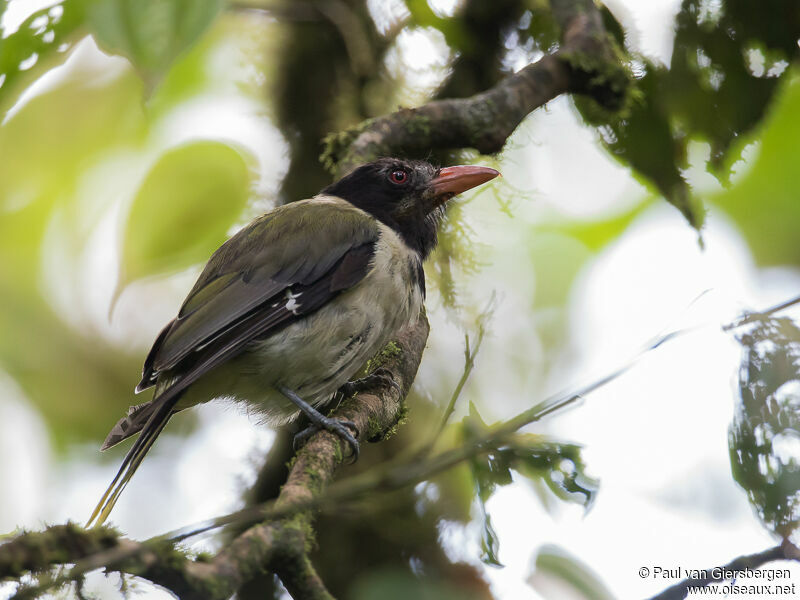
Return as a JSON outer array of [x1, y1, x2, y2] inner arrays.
[[86, 391, 183, 527]]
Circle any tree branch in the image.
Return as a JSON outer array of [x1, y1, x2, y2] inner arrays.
[[648, 540, 800, 600], [0, 318, 430, 599], [324, 0, 628, 175]]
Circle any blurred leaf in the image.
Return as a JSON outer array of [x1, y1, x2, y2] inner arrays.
[[730, 316, 800, 538], [477, 509, 503, 567], [667, 0, 797, 174], [578, 0, 800, 230], [464, 403, 509, 566], [0, 0, 87, 114], [526, 200, 649, 347], [0, 46, 150, 450], [116, 141, 253, 301], [463, 404, 598, 566], [513, 435, 598, 508], [523, 1, 559, 54], [404, 0, 469, 52], [575, 67, 703, 229], [560, 200, 651, 253], [0, 296, 142, 450], [528, 545, 615, 600], [146, 10, 234, 115], [351, 568, 485, 600], [713, 70, 800, 267], [87, 0, 223, 85], [0, 63, 146, 224]]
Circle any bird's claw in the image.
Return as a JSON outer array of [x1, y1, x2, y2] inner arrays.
[[339, 367, 401, 398], [293, 416, 360, 462]]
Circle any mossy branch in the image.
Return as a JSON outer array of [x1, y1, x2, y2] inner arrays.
[[323, 0, 631, 175], [0, 318, 430, 600]]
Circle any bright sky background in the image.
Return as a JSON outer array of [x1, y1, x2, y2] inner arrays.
[[2, 0, 799, 599]]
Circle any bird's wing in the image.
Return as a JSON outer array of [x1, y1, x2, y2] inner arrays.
[[136, 198, 380, 392]]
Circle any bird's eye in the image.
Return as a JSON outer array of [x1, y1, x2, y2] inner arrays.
[[389, 170, 408, 184]]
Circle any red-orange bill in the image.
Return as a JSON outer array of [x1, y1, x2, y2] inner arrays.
[[431, 165, 501, 197]]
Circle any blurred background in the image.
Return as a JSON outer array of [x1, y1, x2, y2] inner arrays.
[[1, 0, 800, 598]]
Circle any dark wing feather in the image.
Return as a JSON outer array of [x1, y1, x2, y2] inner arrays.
[[137, 199, 379, 390], [137, 321, 174, 392]]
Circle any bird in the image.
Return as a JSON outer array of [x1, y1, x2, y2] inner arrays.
[[87, 157, 499, 527]]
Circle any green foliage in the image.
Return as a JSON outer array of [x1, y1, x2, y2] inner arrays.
[[575, 68, 704, 228], [404, 0, 470, 51], [577, 0, 800, 229], [0, 65, 147, 216], [712, 70, 800, 267], [463, 404, 598, 566], [116, 141, 254, 301], [0, 0, 221, 114], [0, 1, 87, 114], [730, 316, 800, 538], [87, 0, 223, 85], [0, 7, 256, 448], [351, 568, 485, 600]]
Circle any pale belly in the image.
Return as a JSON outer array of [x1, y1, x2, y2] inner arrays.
[[178, 239, 423, 424]]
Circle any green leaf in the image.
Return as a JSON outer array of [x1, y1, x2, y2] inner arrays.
[[116, 141, 253, 302], [730, 316, 800, 538], [477, 507, 503, 567], [713, 70, 800, 267], [352, 569, 485, 600], [529, 545, 615, 600], [462, 406, 598, 566], [575, 67, 704, 230], [513, 436, 599, 508], [404, 0, 469, 52], [87, 0, 223, 84], [0, 63, 147, 214], [0, 0, 88, 113]]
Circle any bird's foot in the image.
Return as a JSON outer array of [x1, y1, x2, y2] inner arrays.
[[293, 417, 360, 462], [339, 367, 401, 398], [277, 385, 360, 461]]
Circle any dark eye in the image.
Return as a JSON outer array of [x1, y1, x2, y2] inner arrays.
[[390, 170, 408, 184]]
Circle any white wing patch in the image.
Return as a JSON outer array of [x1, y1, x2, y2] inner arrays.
[[284, 289, 303, 315]]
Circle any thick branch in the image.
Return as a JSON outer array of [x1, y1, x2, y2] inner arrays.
[[648, 540, 800, 600], [326, 0, 627, 175], [0, 525, 207, 599], [327, 55, 570, 174]]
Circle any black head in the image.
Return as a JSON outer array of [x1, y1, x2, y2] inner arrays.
[[322, 158, 499, 259]]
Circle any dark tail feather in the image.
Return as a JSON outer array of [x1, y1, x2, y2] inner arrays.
[[101, 401, 158, 451], [87, 392, 182, 527]]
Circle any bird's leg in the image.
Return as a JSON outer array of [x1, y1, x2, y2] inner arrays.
[[277, 385, 360, 461], [338, 367, 401, 398]]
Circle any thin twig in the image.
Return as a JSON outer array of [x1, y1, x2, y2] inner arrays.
[[434, 295, 496, 438], [723, 294, 800, 331]]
